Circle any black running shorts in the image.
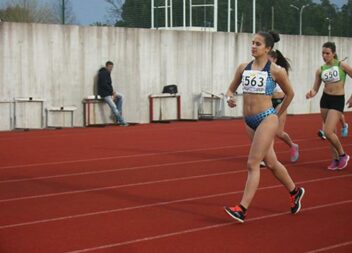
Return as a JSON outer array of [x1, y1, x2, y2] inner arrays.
[[320, 92, 345, 113], [271, 97, 285, 109]]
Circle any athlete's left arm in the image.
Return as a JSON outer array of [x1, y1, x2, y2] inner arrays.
[[272, 66, 294, 116], [340, 61, 352, 78], [341, 62, 352, 108]]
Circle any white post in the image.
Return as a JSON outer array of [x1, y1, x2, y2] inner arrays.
[[170, 0, 173, 28], [190, 0, 192, 27], [227, 0, 231, 32], [299, 8, 302, 35], [165, 0, 168, 28], [235, 0, 238, 33], [151, 0, 154, 28], [214, 0, 218, 31], [183, 0, 186, 28], [252, 0, 256, 33]]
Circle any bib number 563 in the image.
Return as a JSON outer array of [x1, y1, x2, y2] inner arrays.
[[244, 76, 264, 87]]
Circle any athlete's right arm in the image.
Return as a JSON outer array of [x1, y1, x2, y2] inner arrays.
[[226, 63, 246, 107], [306, 68, 322, 99]]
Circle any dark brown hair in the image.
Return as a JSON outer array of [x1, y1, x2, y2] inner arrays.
[[268, 49, 291, 73], [257, 31, 280, 50], [322, 42, 338, 59]]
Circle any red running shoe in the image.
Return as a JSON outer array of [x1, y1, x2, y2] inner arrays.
[[224, 205, 247, 223], [290, 187, 305, 214]]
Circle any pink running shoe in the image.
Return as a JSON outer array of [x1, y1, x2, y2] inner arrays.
[[327, 160, 339, 171], [337, 155, 350, 170], [290, 144, 299, 163]]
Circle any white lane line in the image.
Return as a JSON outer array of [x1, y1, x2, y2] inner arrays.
[[0, 143, 343, 184], [0, 156, 334, 203], [0, 170, 241, 203], [0, 136, 326, 170], [0, 122, 242, 141], [0, 156, 239, 184], [64, 200, 352, 253], [306, 241, 352, 253], [0, 144, 250, 170], [0, 173, 351, 230]]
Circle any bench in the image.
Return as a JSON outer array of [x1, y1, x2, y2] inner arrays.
[[46, 106, 77, 128], [149, 93, 181, 122], [14, 97, 45, 129]]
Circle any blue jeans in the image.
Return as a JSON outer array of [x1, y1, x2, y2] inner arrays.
[[103, 95, 126, 124]]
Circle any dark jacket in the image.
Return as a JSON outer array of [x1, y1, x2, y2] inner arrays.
[[97, 67, 113, 97]]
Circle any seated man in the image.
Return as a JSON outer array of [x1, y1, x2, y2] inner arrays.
[[97, 61, 128, 126]]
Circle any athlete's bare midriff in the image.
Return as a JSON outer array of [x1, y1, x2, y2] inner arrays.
[[243, 94, 274, 116], [323, 81, 345, 95], [272, 91, 285, 99]]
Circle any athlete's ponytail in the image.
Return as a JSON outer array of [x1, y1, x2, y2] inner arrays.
[[269, 49, 291, 73]]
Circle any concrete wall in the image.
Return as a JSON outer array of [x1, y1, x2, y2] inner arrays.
[[0, 22, 351, 129]]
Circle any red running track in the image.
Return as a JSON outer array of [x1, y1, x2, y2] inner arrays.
[[0, 113, 351, 253]]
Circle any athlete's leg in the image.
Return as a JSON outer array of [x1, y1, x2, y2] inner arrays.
[[263, 143, 295, 192], [323, 109, 345, 156], [239, 115, 278, 209], [341, 114, 349, 137], [275, 104, 299, 162], [275, 105, 295, 147]]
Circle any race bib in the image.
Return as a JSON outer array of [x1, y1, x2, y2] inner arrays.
[[242, 70, 268, 94], [321, 66, 340, 83]]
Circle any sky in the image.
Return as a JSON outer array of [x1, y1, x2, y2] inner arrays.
[[1, 0, 348, 26], [33, 0, 114, 25], [69, 0, 112, 25]]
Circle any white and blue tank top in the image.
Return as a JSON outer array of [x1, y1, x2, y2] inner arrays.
[[242, 61, 276, 96]]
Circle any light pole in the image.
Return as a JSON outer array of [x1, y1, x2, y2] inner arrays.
[[326, 17, 332, 38], [290, 4, 310, 35]]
